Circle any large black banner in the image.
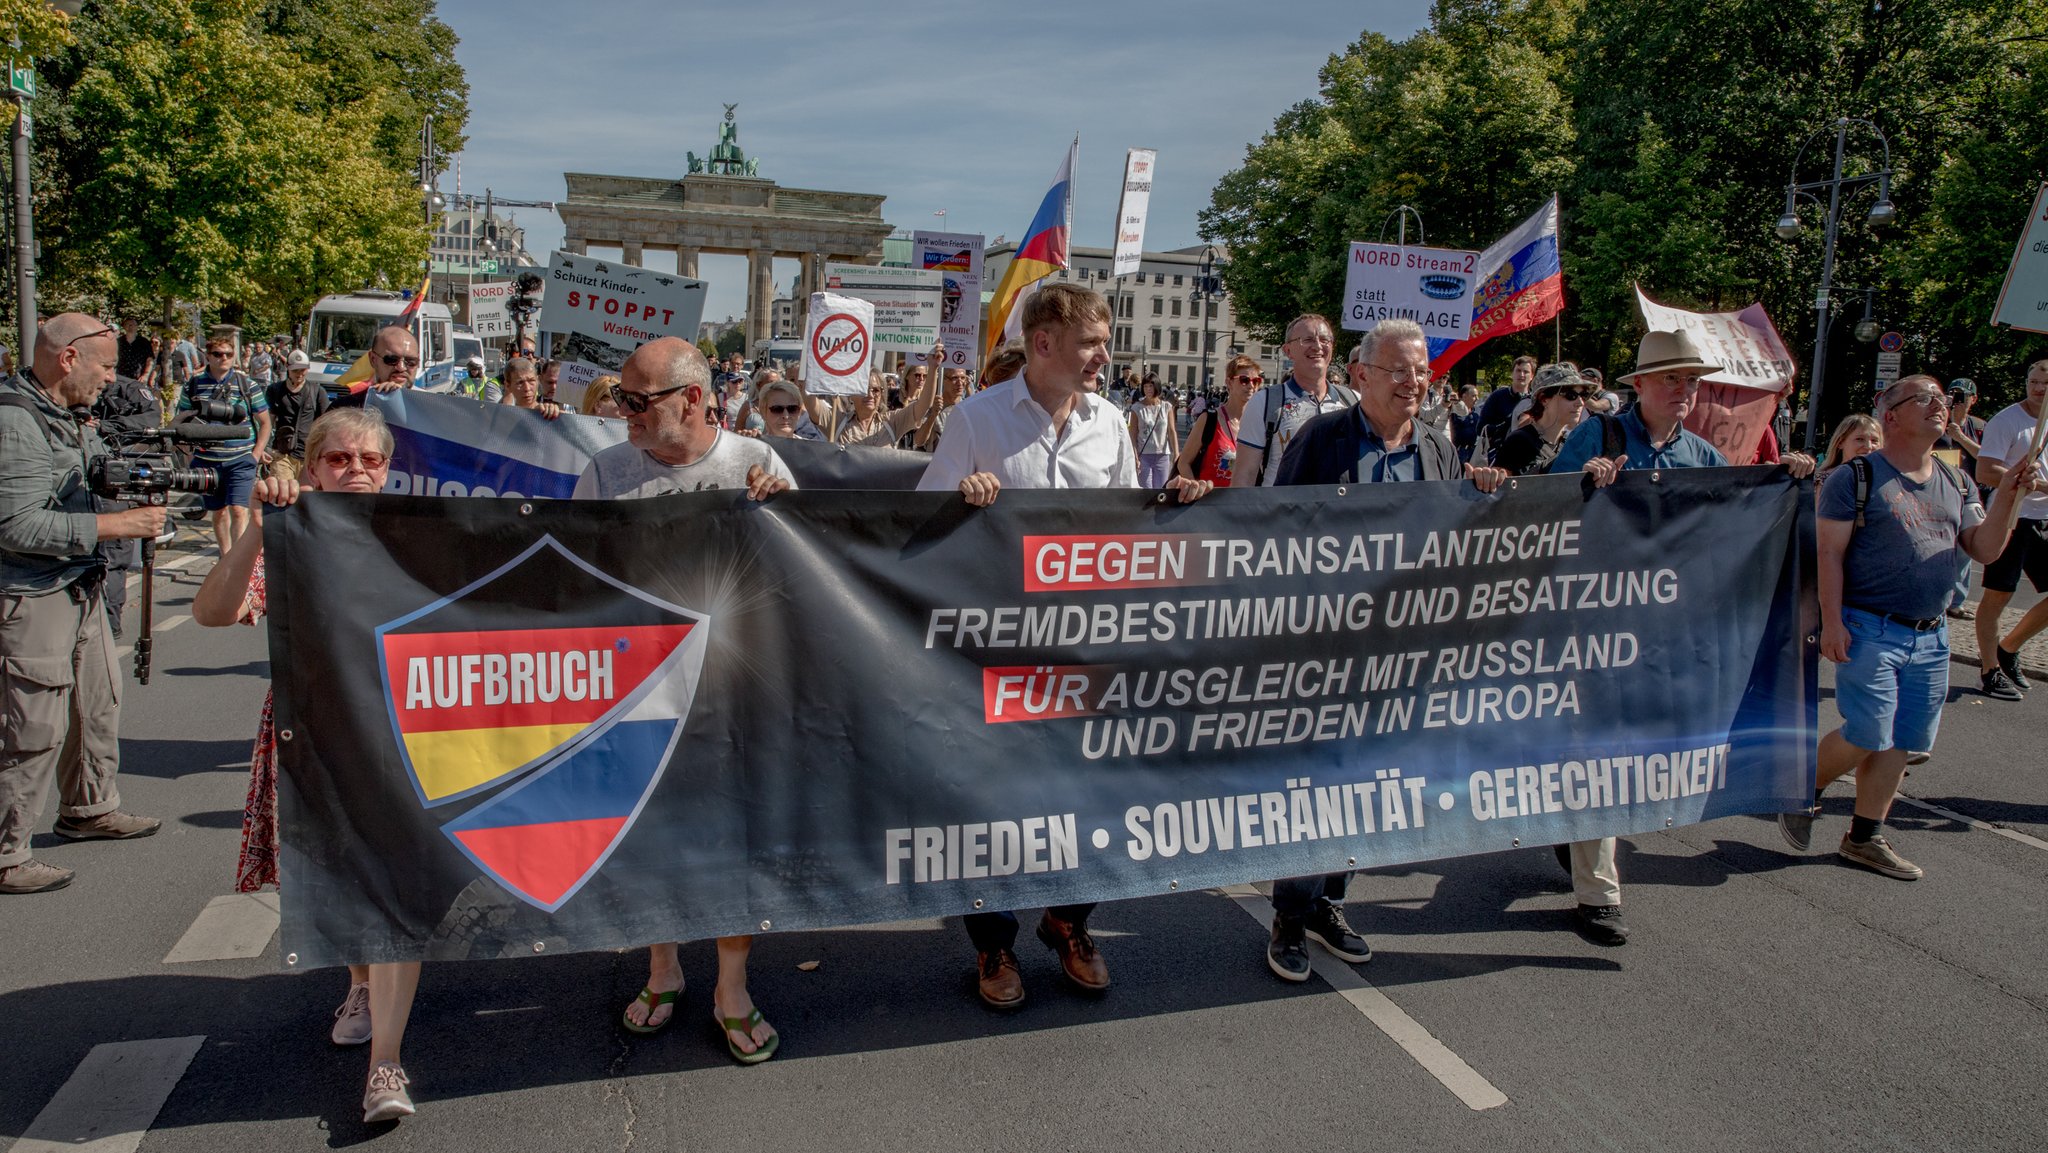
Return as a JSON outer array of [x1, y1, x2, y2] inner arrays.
[[268, 470, 1815, 966]]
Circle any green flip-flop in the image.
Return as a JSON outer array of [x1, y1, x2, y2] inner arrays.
[[621, 986, 680, 1035], [715, 1008, 779, 1065]]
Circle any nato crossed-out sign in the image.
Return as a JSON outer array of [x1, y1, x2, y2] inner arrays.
[[803, 292, 875, 397]]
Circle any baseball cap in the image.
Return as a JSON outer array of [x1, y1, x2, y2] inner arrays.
[[1948, 377, 1976, 395], [285, 350, 311, 370], [1532, 363, 1593, 394]]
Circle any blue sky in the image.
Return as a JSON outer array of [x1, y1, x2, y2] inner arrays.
[[441, 0, 1432, 320]]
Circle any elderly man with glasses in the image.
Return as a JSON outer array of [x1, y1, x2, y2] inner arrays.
[[571, 337, 792, 1063], [177, 336, 274, 555]]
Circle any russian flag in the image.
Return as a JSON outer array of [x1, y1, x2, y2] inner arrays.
[[985, 138, 1077, 363], [1429, 197, 1563, 374]]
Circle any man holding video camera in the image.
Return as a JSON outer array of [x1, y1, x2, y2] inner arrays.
[[0, 314, 166, 894]]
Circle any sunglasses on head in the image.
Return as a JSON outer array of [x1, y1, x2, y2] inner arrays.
[[609, 383, 688, 414], [380, 354, 421, 369], [318, 450, 388, 471]]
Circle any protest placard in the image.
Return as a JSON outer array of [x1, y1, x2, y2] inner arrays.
[[803, 293, 876, 397], [1112, 149, 1157, 278], [543, 250, 707, 372], [1993, 183, 2048, 335], [822, 263, 942, 356], [911, 231, 984, 373], [1636, 285, 1799, 463], [1341, 242, 1480, 340]]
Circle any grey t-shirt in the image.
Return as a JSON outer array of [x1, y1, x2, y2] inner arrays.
[[1819, 454, 1983, 620], [572, 429, 796, 499]]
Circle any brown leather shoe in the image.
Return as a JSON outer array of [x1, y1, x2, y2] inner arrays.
[[52, 810, 161, 841], [977, 948, 1025, 1009], [1036, 912, 1110, 991], [0, 859, 76, 894]]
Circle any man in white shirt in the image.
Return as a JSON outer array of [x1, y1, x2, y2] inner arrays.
[[1973, 358, 2048, 700], [1231, 313, 1357, 487], [572, 337, 791, 1063], [917, 282, 1213, 1007]]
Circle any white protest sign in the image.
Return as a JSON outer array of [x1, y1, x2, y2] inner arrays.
[[822, 263, 942, 354], [467, 280, 515, 338], [1340, 242, 1479, 340], [1112, 149, 1157, 278], [911, 231, 984, 372], [544, 250, 708, 371], [1993, 183, 2048, 335], [1634, 285, 1798, 392], [803, 293, 875, 397]]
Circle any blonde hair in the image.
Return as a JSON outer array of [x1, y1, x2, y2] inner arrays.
[[1821, 413, 1882, 471], [582, 374, 620, 415], [983, 343, 1027, 385]]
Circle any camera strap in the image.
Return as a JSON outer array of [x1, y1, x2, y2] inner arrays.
[[0, 391, 56, 443]]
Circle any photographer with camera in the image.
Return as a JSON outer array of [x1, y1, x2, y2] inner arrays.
[[0, 314, 166, 894], [177, 336, 272, 556]]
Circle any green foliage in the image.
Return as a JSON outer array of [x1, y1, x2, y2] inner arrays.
[[697, 338, 719, 363], [28, 0, 466, 336], [1, 0, 73, 60], [1207, 0, 2048, 400], [714, 325, 747, 359]]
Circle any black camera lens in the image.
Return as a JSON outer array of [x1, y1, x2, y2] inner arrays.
[[191, 399, 241, 422]]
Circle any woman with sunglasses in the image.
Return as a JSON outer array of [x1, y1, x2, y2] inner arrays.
[[192, 409, 427, 1124], [1175, 354, 1261, 486], [1494, 365, 1593, 476]]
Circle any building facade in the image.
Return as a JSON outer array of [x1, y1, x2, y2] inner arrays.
[[981, 243, 1283, 391]]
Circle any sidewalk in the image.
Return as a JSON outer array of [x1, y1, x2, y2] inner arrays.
[[1947, 599, 2048, 679]]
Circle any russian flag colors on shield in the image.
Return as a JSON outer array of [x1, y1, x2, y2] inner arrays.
[[1429, 197, 1564, 374], [375, 537, 709, 911], [985, 137, 1077, 364]]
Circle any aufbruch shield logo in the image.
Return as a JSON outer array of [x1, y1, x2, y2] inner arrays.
[[375, 536, 708, 911]]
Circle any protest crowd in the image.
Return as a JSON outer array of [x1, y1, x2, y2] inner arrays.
[[3, 252, 2045, 1126]]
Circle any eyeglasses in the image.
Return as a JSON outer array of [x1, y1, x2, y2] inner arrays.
[[1895, 392, 1949, 410], [1233, 374, 1265, 385], [1287, 334, 1335, 349], [318, 450, 389, 471], [1368, 363, 1432, 383], [609, 383, 688, 414], [379, 354, 421, 369], [1547, 387, 1593, 400], [766, 403, 802, 416]]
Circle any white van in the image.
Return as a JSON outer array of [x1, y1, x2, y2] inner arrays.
[[304, 291, 456, 398]]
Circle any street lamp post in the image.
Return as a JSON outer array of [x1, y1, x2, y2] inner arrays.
[[1774, 116, 1897, 450], [1193, 243, 1221, 396]]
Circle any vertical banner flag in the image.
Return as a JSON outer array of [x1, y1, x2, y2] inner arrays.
[[1340, 243, 1481, 341], [912, 231, 985, 373], [466, 280, 516, 339], [543, 250, 708, 375], [1636, 285, 1799, 465], [1992, 183, 2048, 335], [822, 263, 944, 357], [985, 136, 1077, 364], [803, 292, 876, 397], [1429, 197, 1563, 374], [1112, 149, 1157, 278]]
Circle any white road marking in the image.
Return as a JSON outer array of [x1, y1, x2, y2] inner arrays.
[[162, 892, 280, 963], [1221, 884, 1508, 1111], [12, 1035, 205, 1153], [155, 613, 191, 632], [1894, 794, 2048, 852]]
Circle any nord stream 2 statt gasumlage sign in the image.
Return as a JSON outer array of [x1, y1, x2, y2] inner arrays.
[[1341, 243, 1481, 341]]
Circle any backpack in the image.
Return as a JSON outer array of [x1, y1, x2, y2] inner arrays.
[[1845, 454, 1970, 529], [1260, 377, 1358, 479]]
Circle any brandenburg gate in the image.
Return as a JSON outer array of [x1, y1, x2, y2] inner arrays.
[[556, 107, 893, 349]]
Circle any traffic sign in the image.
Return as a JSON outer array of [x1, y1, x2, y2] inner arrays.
[[8, 62, 34, 99], [1875, 350, 1903, 386], [1877, 330, 1904, 353]]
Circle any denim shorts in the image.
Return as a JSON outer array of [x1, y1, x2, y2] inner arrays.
[[201, 454, 257, 511], [1835, 607, 1950, 753]]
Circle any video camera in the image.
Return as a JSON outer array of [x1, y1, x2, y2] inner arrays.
[[507, 272, 543, 329], [88, 421, 247, 685]]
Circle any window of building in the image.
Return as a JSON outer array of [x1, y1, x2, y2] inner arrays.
[[1207, 301, 1219, 320], [1150, 328, 1162, 351], [1172, 275, 1184, 287], [1170, 330, 1181, 352], [1122, 297, 1134, 318], [1057, 269, 1067, 279], [1154, 273, 1166, 285], [1152, 297, 1163, 316]]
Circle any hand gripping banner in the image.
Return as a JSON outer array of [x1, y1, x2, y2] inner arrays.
[[267, 471, 1816, 967]]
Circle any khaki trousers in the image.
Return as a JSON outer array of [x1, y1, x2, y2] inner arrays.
[[0, 585, 124, 866], [1569, 837, 1621, 907]]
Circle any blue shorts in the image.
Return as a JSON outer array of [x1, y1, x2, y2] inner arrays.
[[200, 454, 257, 511], [1835, 608, 1950, 753]]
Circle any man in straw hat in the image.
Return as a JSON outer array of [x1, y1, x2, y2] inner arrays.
[[1545, 329, 1813, 944]]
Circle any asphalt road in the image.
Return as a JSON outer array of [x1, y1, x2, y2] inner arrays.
[[3, 528, 2047, 1152]]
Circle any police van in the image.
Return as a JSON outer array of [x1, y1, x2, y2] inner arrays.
[[303, 291, 457, 399]]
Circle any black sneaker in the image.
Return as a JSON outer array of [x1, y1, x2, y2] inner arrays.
[[1982, 668, 2025, 701], [1574, 903, 1630, 946], [1266, 916, 1312, 982], [1778, 805, 1817, 852], [1303, 901, 1372, 964], [1997, 646, 2032, 692]]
